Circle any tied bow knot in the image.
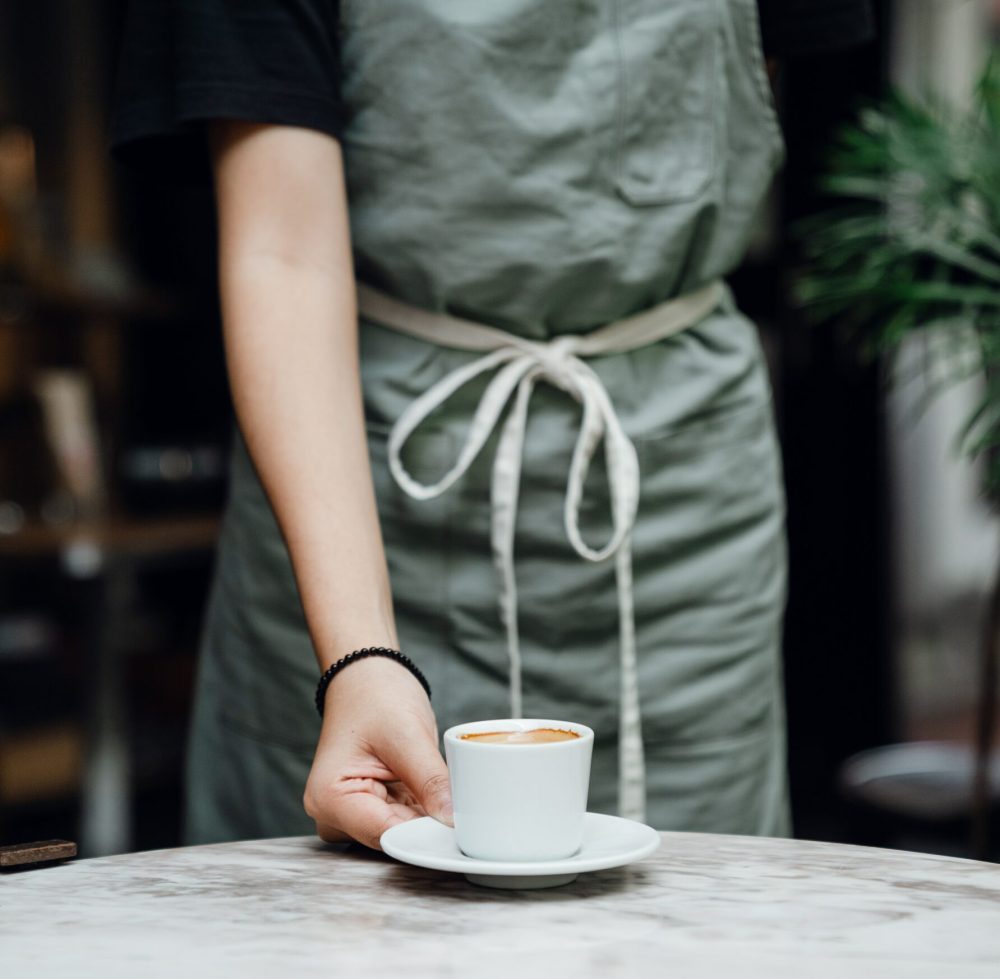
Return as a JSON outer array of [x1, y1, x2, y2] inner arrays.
[[386, 328, 641, 571], [531, 333, 581, 374]]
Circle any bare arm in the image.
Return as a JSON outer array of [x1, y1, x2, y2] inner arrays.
[[210, 122, 390, 659], [208, 121, 451, 847]]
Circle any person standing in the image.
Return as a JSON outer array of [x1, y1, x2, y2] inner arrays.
[[111, 0, 874, 847]]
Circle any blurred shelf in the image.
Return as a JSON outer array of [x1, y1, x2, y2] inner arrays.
[[0, 514, 220, 560], [1, 266, 178, 325], [0, 723, 84, 807], [26, 280, 177, 322]]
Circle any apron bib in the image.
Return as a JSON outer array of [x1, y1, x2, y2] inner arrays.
[[185, 0, 790, 843]]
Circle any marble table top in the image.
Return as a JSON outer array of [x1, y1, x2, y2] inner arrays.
[[3, 832, 999, 978]]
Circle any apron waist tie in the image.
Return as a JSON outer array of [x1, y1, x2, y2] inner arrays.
[[357, 281, 727, 823]]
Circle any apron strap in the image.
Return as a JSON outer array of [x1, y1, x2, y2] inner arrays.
[[357, 281, 727, 823]]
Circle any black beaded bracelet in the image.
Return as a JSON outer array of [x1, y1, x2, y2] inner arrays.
[[314, 646, 431, 717]]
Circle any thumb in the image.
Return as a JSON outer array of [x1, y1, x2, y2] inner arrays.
[[383, 733, 454, 826]]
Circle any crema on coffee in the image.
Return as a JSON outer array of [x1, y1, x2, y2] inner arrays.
[[460, 728, 580, 744]]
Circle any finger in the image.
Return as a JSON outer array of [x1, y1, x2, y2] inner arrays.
[[333, 789, 423, 850], [385, 780, 425, 812], [380, 734, 453, 826]]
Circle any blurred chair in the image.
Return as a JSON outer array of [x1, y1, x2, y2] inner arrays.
[[840, 742, 1000, 860]]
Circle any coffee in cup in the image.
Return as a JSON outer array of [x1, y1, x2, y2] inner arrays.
[[444, 718, 593, 862], [460, 728, 580, 745]]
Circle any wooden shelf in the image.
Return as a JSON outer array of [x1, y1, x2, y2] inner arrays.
[[0, 723, 83, 806], [0, 514, 220, 559], [23, 270, 177, 322]]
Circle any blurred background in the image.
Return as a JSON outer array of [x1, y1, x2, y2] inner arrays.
[[1, 0, 999, 862]]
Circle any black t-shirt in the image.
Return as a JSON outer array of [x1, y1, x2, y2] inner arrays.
[[110, 0, 875, 185]]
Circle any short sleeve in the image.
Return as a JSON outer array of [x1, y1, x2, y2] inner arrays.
[[759, 0, 875, 58], [109, 0, 342, 186]]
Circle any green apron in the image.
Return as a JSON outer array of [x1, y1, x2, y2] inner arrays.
[[185, 0, 790, 843]]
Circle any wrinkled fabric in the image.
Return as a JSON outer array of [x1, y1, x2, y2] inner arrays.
[[186, 0, 791, 844], [342, 0, 783, 339]]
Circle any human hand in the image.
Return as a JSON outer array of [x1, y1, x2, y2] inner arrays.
[[303, 656, 453, 850]]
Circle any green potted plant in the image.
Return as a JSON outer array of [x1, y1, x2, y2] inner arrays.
[[797, 57, 1000, 857]]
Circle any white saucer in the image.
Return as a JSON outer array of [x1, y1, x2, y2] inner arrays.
[[380, 812, 660, 889]]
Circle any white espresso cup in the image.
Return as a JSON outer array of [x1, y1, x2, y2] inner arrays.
[[443, 718, 594, 862]]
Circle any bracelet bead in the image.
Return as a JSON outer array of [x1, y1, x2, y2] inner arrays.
[[314, 646, 432, 717]]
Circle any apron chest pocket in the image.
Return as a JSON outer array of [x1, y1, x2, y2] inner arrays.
[[614, 0, 722, 206]]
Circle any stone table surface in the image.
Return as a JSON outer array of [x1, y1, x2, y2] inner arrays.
[[2, 833, 999, 978]]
